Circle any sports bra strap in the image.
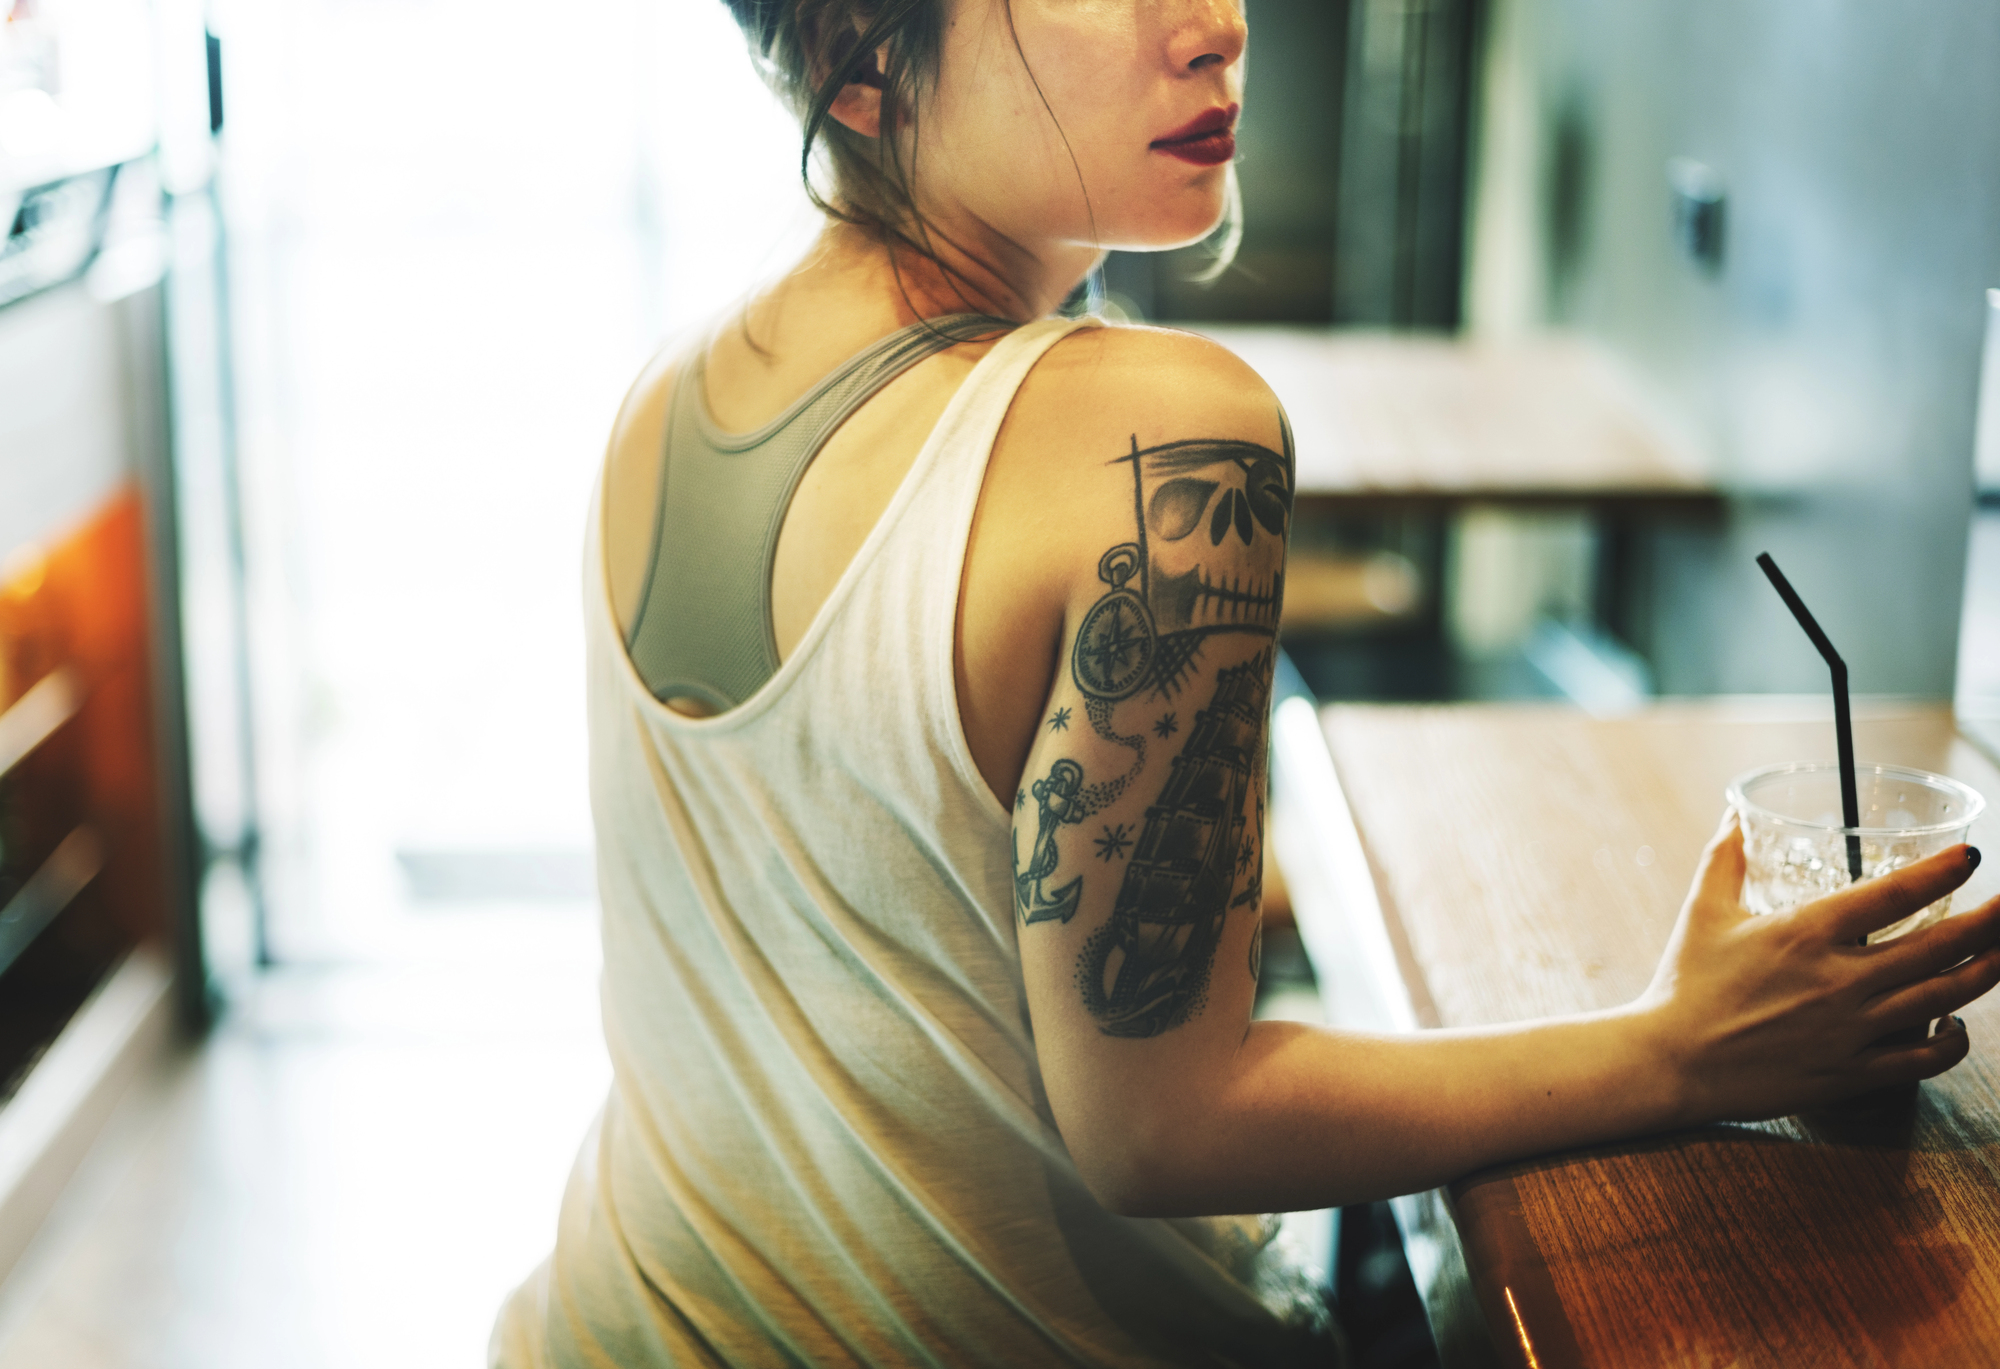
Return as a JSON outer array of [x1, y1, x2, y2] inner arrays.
[[625, 314, 1014, 711]]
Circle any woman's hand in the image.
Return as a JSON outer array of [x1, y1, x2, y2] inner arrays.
[[1641, 813, 2000, 1125]]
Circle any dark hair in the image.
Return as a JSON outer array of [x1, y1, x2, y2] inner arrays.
[[721, 0, 953, 264]]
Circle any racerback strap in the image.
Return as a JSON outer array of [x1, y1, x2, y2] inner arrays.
[[625, 314, 1014, 711]]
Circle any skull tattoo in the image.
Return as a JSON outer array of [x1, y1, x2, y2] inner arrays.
[[1071, 428, 1293, 705]]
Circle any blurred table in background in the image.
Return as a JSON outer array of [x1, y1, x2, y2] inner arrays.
[[1269, 695, 2000, 1368], [1198, 331, 1722, 691], [1200, 329, 1715, 510]]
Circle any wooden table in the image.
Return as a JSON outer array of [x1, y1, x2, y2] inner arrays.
[[1268, 696, 2000, 1369], [1194, 329, 1719, 513], [1192, 329, 1723, 648]]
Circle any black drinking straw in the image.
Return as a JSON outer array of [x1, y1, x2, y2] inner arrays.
[[1755, 553, 1864, 881]]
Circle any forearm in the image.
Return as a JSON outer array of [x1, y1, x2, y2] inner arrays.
[[1114, 1008, 1683, 1218]]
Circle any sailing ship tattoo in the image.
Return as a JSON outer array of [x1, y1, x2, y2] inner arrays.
[[1078, 649, 1273, 1037]]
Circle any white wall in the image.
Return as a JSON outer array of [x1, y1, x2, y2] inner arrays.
[[1466, 0, 2000, 696]]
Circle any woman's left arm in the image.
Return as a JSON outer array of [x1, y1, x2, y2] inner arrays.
[[989, 328, 2000, 1219]]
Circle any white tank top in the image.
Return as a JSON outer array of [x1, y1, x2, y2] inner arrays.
[[492, 317, 1329, 1368]]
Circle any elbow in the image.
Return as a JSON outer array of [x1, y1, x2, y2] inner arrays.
[[1067, 1108, 1200, 1219], [1075, 1158, 1165, 1220], [1096, 1180, 1184, 1222]]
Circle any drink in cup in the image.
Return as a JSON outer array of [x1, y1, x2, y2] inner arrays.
[[1727, 762, 1985, 942]]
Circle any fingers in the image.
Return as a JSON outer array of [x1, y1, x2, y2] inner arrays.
[[1865, 942, 2000, 1033], [1853, 1015, 1971, 1090], [1809, 844, 1980, 943], [1859, 889, 2000, 991]]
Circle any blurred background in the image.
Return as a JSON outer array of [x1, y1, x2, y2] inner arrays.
[[0, 0, 1996, 1363]]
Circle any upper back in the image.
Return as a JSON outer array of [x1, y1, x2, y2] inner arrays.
[[601, 296, 1007, 712], [601, 306, 1286, 805]]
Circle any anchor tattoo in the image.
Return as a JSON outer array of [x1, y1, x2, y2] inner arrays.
[[1015, 758, 1087, 925]]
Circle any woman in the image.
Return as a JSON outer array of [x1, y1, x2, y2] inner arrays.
[[494, 0, 2000, 1363]]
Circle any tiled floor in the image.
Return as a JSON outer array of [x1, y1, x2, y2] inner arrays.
[[0, 908, 607, 1369]]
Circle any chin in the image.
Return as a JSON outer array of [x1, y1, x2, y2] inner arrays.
[[1103, 176, 1233, 253], [1110, 209, 1231, 254]]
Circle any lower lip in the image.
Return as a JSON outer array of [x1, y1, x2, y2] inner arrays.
[[1152, 132, 1235, 166]]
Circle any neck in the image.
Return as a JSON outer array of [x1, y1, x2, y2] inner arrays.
[[813, 218, 1101, 324]]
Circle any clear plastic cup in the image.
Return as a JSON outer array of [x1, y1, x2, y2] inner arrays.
[[1726, 762, 1985, 942]]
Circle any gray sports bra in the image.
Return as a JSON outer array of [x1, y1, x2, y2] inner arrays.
[[625, 314, 1015, 711]]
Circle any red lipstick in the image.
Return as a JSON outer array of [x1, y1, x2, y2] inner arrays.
[[1150, 104, 1238, 166]]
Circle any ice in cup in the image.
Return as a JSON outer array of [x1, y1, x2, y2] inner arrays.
[[1726, 762, 1986, 942]]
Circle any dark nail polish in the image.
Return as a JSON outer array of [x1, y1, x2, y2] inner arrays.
[[1955, 1015, 1968, 1030], [1968, 847, 1982, 870]]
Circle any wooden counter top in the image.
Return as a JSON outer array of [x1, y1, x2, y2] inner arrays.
[[1270, 697, 2000, 1369]]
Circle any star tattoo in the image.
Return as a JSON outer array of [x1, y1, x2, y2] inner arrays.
[[1047, 706, 1072, 733], [1237, 835, 1257, 874], [1152, 712, 1178, 740], [1015, 789, 1027, 812], [1093, 823, 1134, 862]]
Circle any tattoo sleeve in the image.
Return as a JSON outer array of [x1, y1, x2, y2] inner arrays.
[[1014, 417, 1293, 1039]]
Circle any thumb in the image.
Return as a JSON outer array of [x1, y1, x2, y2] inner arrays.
[[1688, 810, 1747, 915]]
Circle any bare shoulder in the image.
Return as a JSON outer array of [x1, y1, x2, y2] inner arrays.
[[1004, 323, 1286, 461], [955, 320, 1297, 829], [980, 322, 1293, 611]]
